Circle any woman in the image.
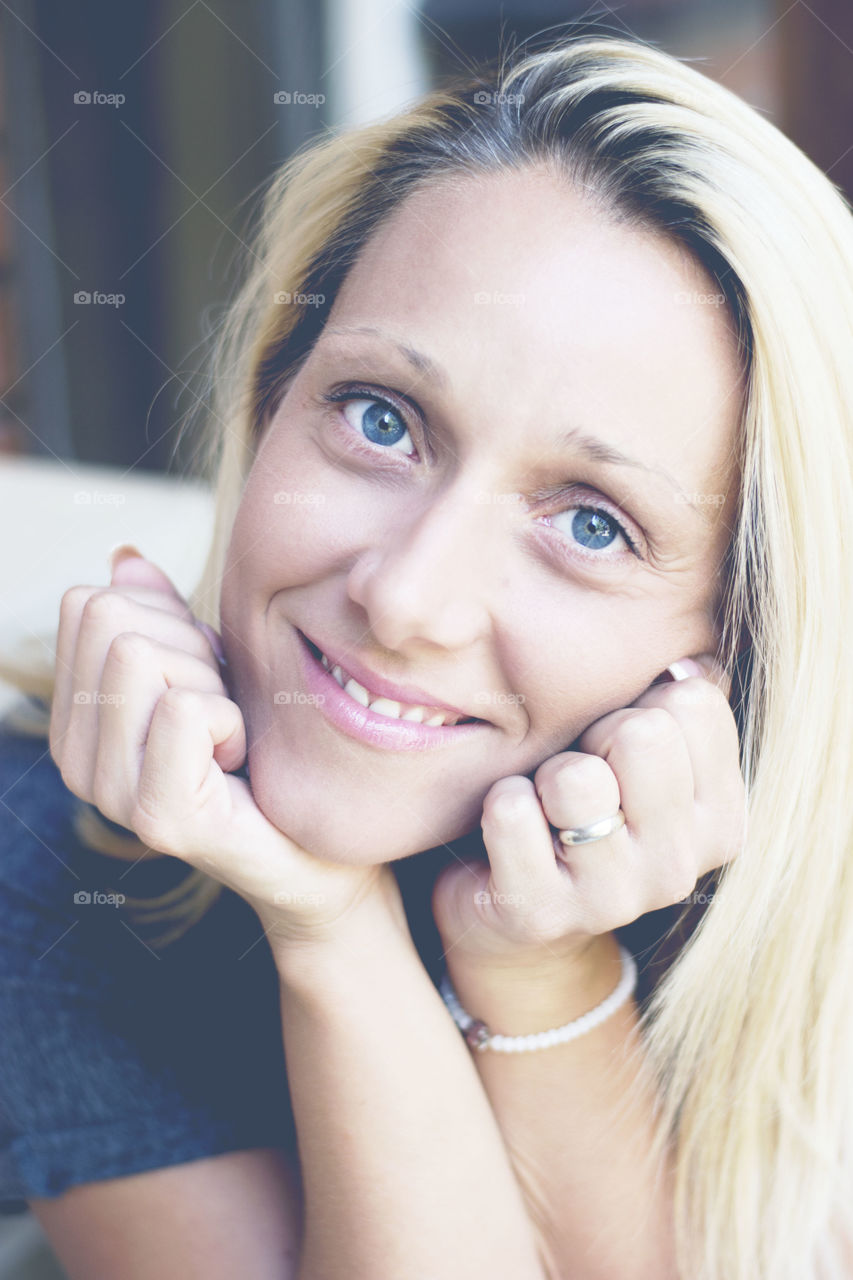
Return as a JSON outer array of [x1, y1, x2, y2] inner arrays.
[[1, 30, 852, 1280]]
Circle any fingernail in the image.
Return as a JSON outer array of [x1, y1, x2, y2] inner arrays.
[[108, 543, 143, 576], [665, 658, 705, 682]]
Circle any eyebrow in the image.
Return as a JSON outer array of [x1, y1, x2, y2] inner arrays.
[[321, 324, 711, 520], [324, 324, 448, 390]]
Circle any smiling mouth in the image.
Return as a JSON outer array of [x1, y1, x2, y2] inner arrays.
[[301, 634, 486, 727]]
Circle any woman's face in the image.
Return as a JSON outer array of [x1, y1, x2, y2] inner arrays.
[[219, 165, 744, 864]]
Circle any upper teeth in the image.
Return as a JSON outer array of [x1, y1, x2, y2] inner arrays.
[[318, 650, 467, 727]]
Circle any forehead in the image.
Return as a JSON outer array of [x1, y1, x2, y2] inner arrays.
[[319, 166, 743, 504], [329, 165, 741, 392]]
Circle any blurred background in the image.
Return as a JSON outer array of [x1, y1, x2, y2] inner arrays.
[[0, 0, 851, 1274]]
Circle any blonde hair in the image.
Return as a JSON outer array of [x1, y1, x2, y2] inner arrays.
[[4, 31, 853, 1277]]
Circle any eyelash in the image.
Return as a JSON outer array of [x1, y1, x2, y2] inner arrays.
[[320, 383, 642, 562]]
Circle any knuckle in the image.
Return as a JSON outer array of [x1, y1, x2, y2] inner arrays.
[[81, 588, 127, 624], [554, 755, 608, 794], [611, 707, 678, 754], [664, 677, 725, 716], [534, 751, 579, 786], [59, 583, 95, 619], [57, 586, 93, 649], [106, 630, 153, 669], [127, 799, 172, 852], [156, 685, 202, 718], [80, 591, 139, 644], [483, 778, 530, 821]]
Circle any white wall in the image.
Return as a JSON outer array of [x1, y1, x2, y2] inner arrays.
[[323, 0, 430, 127], [0, 456, 214, 718]]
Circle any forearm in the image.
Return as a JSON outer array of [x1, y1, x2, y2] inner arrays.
[[446, 931, 678, 1280], [272, 901, 548, 1280]]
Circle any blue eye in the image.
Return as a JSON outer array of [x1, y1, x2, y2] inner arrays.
[[335, 395, 415, 455], [569, 508, 621, 550], [546, 503, 634, 556]]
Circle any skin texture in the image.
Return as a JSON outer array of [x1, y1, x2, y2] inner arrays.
[[219, 163, 744, 865]]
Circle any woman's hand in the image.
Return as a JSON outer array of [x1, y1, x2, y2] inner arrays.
[[48, 547, 406, 954], [431, 657, 745, 970]]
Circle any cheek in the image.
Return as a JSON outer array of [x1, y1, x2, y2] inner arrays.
[[225, 434, 347, 589], [516, 599, 686, 748]]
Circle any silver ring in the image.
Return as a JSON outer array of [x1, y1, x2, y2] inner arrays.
[[558, 808, 626, 846]]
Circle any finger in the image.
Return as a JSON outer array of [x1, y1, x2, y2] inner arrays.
[[480, 773, 643, 943], [135, 688, 245, 851], [51, 583, 210, 757], [133, 688, 319, 916], [532, 750, 647, 929], [479, 776, 571, 933], [634, 672, 741, 808], [92, 633, 232, 824], [108, 550, 195, 617], [532, 750, 621, 853], [631, 675, 745, 873], [575, 706, 698, 909], [657, 654, 732, 702], [54, 546, 198, 758], [57, 592, 224, 795]]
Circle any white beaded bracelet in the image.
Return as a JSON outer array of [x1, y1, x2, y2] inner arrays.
[[439, 943, 638, 1053]]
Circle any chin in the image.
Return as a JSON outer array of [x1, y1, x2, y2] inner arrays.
[[244, 739, 484, 866]]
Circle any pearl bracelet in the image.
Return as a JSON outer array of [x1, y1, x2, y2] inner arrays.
[[439, 943, 638, 1053]]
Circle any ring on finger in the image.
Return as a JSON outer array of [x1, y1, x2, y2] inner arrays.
[[558, 808, 626, 846]]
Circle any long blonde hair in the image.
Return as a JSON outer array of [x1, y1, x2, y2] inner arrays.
[[4, 32, 853, 1277]]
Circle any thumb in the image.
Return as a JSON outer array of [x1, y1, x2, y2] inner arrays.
[[107, 543, 190, 610]]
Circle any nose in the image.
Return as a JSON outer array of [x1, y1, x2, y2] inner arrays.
[[346, 480, 504, 652]]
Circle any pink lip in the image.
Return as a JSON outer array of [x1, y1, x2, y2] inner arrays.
[[294, 629, 489, 752], [299, 627, 476, 722]]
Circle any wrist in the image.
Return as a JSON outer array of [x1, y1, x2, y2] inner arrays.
[[444, 930, 625, 1039], [271, 890, 416, 991]]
